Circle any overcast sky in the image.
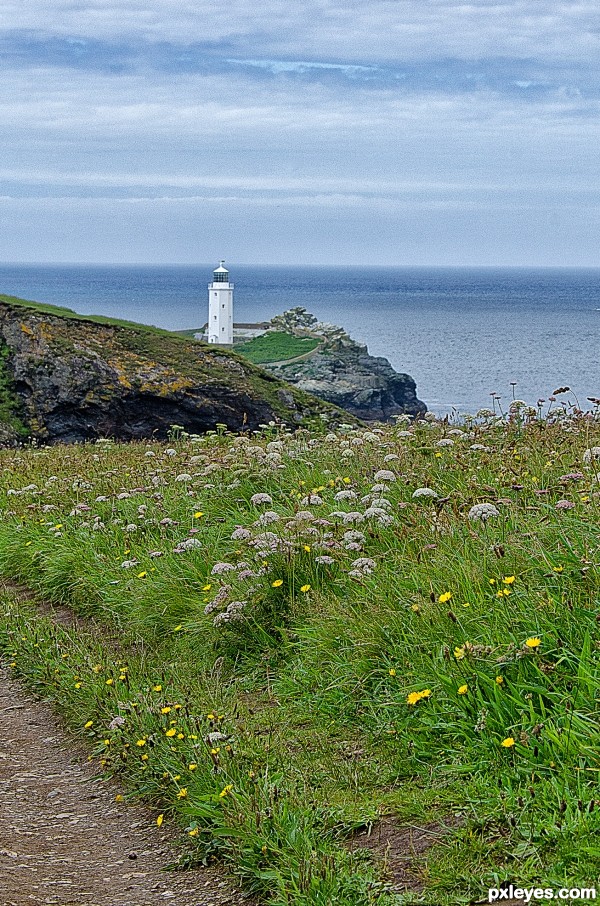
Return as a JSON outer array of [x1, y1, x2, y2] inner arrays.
[[1, 1, 599, 265]]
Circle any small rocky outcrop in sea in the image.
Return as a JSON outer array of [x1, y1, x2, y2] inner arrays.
[[263, 308, 426, 422], [0, 298, 350, 444]]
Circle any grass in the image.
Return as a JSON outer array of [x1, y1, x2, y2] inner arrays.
[[236, 331, 320, 364], [0, 403, 599, 904]]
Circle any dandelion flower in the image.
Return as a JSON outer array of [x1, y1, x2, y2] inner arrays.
[[153, 684, 162, 692], [300, 584, 311, 592], [156, 814, 164, 827], [194, 511, 204, 518], [188, 826, 199, 837], [84, 720, 94, 729], [165, 728, 177, 737], [503, 575, 515, 584], [458, 684, 468, 695], [177, 788, 188, 799], [136, 738, 147, 747], [495, 676, 504, 685], [389, 668, 397, 677], [438, 591, 452, 604], [454, 646, 466, 660], [501, 737, 515, 748], [161, 706, 172, 714], [219, 784, 233, 798], [272, 579, 284, 587], [525, 637, 541, 648]]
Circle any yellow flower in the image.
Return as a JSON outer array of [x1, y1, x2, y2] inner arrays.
[[497, 588, 511, 597], [115, 794, 124, 802], [525, 637, 541, 648], [136, 738, 146, 747], [501, 737, 515, 748], [458, 684, 468, 695], [552, 566, 564, 573], [272, 579, 283, 587], [137, 571, 147, 579], [343, 477, 351, 484], [153, 684, 162, 692], [177, 733, 184, 740], [141, 753, 149, 761], [165, 728, 177, 737], [495, 675, 504, 685], [406, 689, 431, 706], [219, 784, 233, 798], [438, 592, 452, 604], [189, 763, 197, 771], [84, 720, 94, 729], [194, 511, 204, 518], [207, 712, 216, 720], [177, 788, 188, 799], [503, 575, 515, 585], [300, 584, 311, 592], [303, 545, 311, 552], [488, 579, 496, 585], [173, 624, 182, 632], [202, 583, 212, 591], [161, 706, 172, 714], [411, 603, 420, 613], [188, 826, 199, 837], [74, 682, 83, 689], [156, 814, 164, 827], [454, 646, 466, 661], [389, 668, 397, 677], [105, 678, 114, 685]]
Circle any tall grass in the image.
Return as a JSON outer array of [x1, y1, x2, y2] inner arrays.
[[0, 403, 598, 903]]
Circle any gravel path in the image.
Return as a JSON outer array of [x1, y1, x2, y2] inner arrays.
[[0, 667, 243, 906]]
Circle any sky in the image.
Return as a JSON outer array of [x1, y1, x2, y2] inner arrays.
[[1, 1, 599, 265]]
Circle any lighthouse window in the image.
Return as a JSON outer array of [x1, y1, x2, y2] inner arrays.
[[222, 304, 225, 309], [214, 292, 218, 297]]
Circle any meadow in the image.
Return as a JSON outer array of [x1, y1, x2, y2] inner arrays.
[[0, 400, 598, 905]]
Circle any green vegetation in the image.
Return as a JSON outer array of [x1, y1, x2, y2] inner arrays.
[[0, 406, 599, 904], [0, 339, 29, 438], [236, 331, 320, 364]]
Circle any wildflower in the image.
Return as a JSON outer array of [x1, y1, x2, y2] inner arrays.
[[84, 720, 94, 729], [250, 493, 273, 505], [525, 637, 541, 648], [501, 737, 516, 748], [161, 706, 172, 714], [189, 763, 197, 771], [272, 579, 284, 587], [176, 788, 188, 800], [219, 784, 234, 798], [412, 487, 438, 500], [74, 682, 82, 689], [495, 676, 504, 685], [454, 646, 466, 660], [438, 591, 452, 604], [389, 668, 397, 677], [458, 684, 468, 695], [300, 584, 311, 592], [374, 469, 396, 482], [583, 446, 600, 463], [555, 499, 575, 511], [115, 794, 124, 802], [156, 814, 164, 827], [188, 826, 199, 837], [503, 576, 515, 585], [552, 566, 564, 573], [153, 684, 162, 692], [497, 588, 511, 597], [105, 678, 114, 686], [136, 739, 147, 747], [193, 511, 204, 518], [165, 728, 177, 737], [468, 502, 499, 522], [137, 571, 147, 579], [406, 689, 431, 706]]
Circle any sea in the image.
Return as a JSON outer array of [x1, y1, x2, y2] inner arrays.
[[0, 264, 599, 417]]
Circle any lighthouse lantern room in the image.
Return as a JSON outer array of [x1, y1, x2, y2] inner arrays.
[[207, 260, 233, 345]]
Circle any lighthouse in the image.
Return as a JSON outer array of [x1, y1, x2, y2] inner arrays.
[[207, 260, 234, 345]]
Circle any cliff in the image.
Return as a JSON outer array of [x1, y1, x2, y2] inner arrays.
[[0, 296, 349, 444], [255, 309, 426, 422]]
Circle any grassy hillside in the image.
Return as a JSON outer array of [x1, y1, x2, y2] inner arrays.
[[0, 406, 598, 904], [236, 331, 320, 364]]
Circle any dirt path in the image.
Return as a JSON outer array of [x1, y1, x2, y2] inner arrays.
[[0, 667, 243, 906]]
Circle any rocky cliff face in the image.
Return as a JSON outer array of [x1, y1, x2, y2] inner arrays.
[[0, 297, 347, 444], [264, 333, 426, 422]]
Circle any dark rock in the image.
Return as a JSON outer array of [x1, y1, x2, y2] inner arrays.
[[0, 300, 349, 444], [265, 335, 426, 422]]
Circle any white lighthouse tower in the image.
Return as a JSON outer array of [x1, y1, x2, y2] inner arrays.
[[207, 260, 234, 345]]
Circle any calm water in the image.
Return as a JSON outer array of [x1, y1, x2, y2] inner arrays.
[[1, 264, 599, 416]]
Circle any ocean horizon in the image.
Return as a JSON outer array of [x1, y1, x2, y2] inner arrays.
[[1, 263, 599, 417]]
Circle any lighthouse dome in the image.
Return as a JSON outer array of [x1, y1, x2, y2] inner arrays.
[[213, 260, 229, 282]]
